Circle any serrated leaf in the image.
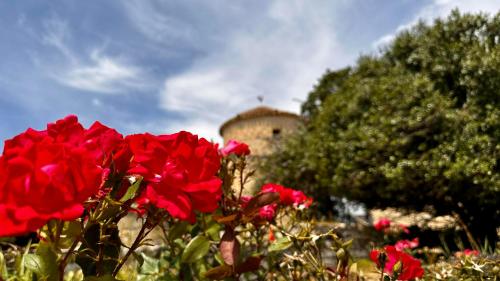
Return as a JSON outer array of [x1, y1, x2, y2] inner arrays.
[[24, 243, 59, 281], [181, 235, 210, 263], [23, 254, 43, 273], [268, 236, 292, 252], [119, 178, 143, 202]]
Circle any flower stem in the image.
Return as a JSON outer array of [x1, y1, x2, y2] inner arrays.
[[58, 226, 84, 281], [112, 217, 161, 277]]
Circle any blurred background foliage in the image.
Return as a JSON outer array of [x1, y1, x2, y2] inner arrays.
[[259, 10, 500, 242]]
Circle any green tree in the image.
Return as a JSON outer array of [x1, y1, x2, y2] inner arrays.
[[260, 10, 500, 240]]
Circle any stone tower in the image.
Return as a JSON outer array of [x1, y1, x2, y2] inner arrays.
[[219, 106, 302, 193], [219, 106, 302, 156]]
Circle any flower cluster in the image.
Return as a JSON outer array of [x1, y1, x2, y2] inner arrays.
[[455, 249, 479, 258], [239, 183, 313, 221], [260, 183, 313, 208], [0, 116, 222, 236], [370, 245, 424, 280], [394, 238, 419, 251], [129, 132, 222, 222]]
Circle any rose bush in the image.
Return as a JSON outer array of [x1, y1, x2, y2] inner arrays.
[[1, 116, 497, 281], [0, 117, 329, 281]]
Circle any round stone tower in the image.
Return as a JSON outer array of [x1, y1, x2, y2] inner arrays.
[[219, 106, 302, 156]]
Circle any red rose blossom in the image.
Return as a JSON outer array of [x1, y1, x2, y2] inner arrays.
[[0, 116, 102, 236], [395, 238, 419, 251], [373, 218, 392, 232], [370, 245, 424, 280], [129, 132, 222, 221], [220, 140, 250, 156], [240, 195, 278, 221], [261, 183, 312, 208], [455, 249, 480, 257]]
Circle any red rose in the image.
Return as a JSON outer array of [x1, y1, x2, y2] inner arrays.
[[399, 224, 410, 234], [260, 183, 312, 208], [47, 115, 128, 172], [455, 249, 479, 257], [259, 204, 277, 220], [373, 218, 392, 232], [83, 121, 127, 170], [239, 195, 277, 221], [395, 238, 419, 251], [47, 115, 85, 145], [463, 249, 479, 256], [131, 132, 222, 221], [370, 246, 424, 280], [0, 116, 102, 236], [220, 140, 250, 157], [126, 133, 169, 180]]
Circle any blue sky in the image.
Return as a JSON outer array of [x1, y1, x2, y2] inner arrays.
[[0, 0, 499, 145]]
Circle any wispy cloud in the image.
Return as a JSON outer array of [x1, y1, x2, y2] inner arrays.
[[53, 50, 147, 94], [40, 16, 148, 94], [373, 0, 500, 48], [127, 0, 354, 141]]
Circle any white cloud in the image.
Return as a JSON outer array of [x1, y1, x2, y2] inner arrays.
[[150, 0, 353, 141], [53, 50, 146, 94], [40, 16, 148, 94], [373, 0, 500, 48]]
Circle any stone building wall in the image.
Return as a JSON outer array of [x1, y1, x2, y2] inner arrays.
[[220, 110, 301, 194], [221, 115, 301, 156]]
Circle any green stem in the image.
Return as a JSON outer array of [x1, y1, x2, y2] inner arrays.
[[58, 221, 87, 281], [112, 218, 161, 277]]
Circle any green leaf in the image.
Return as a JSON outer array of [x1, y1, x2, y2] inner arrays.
[[132, 252, 144, 268], [24, 243, 59, 281], [205, 221, 221, 242], [181, 235, 210, 263], [23, 254, 43, 274], [139, 253, 159, 275], [119, 177, 143, 202], [268, 236, 292, 252], [167, 221, 189, 241]]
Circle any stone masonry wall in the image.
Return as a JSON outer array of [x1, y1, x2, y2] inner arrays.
[[221, 115, 300, 156], [221, 115, 301, 194]]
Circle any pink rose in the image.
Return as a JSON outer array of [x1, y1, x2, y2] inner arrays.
[[220, 140, 250, 156]]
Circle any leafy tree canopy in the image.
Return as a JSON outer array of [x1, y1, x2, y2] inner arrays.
[[260, 10, 500, 239]]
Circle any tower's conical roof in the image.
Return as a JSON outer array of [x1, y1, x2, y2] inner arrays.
[[219, 106, 299, 136]]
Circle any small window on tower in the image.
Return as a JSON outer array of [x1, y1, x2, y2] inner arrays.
[[272, 128, 281, 138]]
